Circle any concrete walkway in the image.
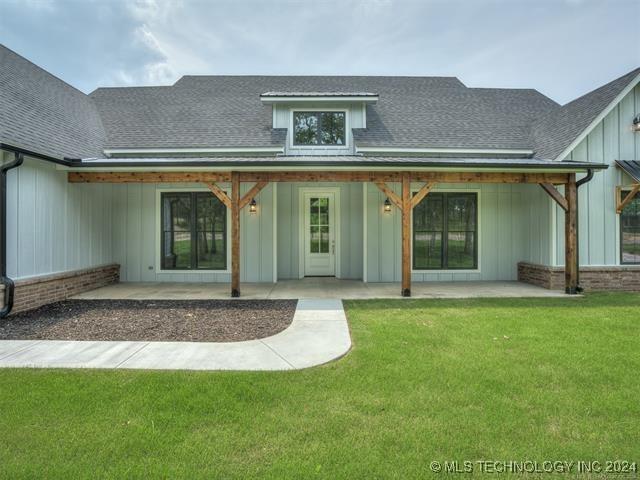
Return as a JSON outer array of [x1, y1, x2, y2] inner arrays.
[[72, 279, 567, 301], [0, 299, 351, 371]]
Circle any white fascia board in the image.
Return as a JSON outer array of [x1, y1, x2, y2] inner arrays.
[[356, 146, 534, 155], [103, 146, 284, 157], [555, 71, 640, 161], [260, 96, 378, 104]]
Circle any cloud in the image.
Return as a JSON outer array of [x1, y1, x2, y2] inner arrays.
[[0, 0, 638, 102]]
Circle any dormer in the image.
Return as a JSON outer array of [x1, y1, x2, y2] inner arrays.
[[260, 92, 378, 155]]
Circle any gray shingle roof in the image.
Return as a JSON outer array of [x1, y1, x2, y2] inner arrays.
[[90, 75, 468, 150], [0, 44, 106, 159], [532, 68, 640, 160], [354, 87, 559, 150], [1, 43, 638, 164]]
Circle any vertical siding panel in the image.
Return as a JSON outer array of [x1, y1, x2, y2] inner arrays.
[[351, 183, 363, 279], [482, 187, 499, 280], [586, 123, 605, 264], [51, 168, 67, 272], [112, 184, 127, 281], [366, 182, 380, 282], [125, 184, 142, 282], [619, 88, 636, 159], [5, 163, 19, 278], [603, 105, 620, 264], [140, 184, 156, 281], [497, 186, 513, 280], [511, 188, 526, 279], [18, 165, 36, 277], [277, 184, 292, 279], [259, 184, 274, 282]]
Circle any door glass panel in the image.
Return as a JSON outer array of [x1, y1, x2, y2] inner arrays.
[[319, 197, 329, 225], [309, 196, 330, 255], [320, 226, 329, 253], [310, 226, 320, 253]]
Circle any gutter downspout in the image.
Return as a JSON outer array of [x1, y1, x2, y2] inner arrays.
[[574, 168, 595, 293], [0, 152, 24, 318]]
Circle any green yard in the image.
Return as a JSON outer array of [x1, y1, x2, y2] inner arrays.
[[0, 293, 638, 478]]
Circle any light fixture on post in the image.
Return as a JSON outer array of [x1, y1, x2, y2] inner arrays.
[[633, 114, 640, 132], [384, 197, 392, 213], [249, 198, 257, 214]]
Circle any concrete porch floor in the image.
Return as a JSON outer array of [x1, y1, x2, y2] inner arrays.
[[72, 278, 568, 300]]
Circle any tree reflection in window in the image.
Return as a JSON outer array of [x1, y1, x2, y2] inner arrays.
[[294, 112, 345, 146], [161, 192, 226, 270]]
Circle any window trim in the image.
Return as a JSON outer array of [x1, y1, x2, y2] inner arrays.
[[619, 187, 640, 265], [155, 188, 231, 274], [411, 188, 481, 273], [289, 108, 349, 149]]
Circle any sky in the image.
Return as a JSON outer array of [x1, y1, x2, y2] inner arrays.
[[0, 0, 639, 104]]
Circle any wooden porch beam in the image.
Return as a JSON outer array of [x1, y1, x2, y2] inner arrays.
[[68, 171, 570, 185], [374, 182, 402, 209], [206, 183, 231, 209], [565, 174, 578, 295], [401, 173, 411, 297], [616, 184, 640, 214], [68, 172, 231, 183], [239, 181, 268, 210], [411, 182, 436, 208], [540, 183, 568, 212], [238, 171, 570, 184], [231, 172, 240, 298]]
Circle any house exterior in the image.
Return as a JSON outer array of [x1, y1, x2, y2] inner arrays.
[[1, 44, 639, 315]]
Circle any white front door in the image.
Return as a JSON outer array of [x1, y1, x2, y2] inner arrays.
[[303, 192, 336, 276]]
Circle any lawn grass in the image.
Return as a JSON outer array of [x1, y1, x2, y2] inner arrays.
[[0, 292, 638, 478]]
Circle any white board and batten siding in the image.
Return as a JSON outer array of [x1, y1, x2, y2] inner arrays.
[[549, 84, 640, 267], [4, 154, 114, 280]]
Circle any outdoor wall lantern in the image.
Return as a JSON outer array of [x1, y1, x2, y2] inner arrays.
[[633, 114, 640, 132], [249, 198, 257, 214], [384, 198, 392, 213]]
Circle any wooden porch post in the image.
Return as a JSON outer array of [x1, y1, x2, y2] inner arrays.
[[565, 173, 578, 294], [231, 171, 240, 297], [401, 173, 411, 297]]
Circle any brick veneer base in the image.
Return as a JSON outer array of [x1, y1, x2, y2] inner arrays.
[[518, 262, 640, 291], [1, 264, 120, 315]]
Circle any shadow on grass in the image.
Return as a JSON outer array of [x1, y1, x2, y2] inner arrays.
[[344, 292, 640, 311]]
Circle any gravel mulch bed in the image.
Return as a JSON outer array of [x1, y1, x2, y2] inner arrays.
[[0, 299, 297, 342]]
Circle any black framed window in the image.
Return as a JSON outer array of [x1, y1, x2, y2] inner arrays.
[[293, 111, 346, 146], [413, 192, 477, 270], [620, 189, 640, 264], [161, 192, 227, 270]]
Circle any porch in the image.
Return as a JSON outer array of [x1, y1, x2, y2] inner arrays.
[[71, 278, 567, 300], [67, 168, 586, 298]]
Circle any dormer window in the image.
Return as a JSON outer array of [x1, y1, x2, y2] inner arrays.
[[293, 111, 346, 146]]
